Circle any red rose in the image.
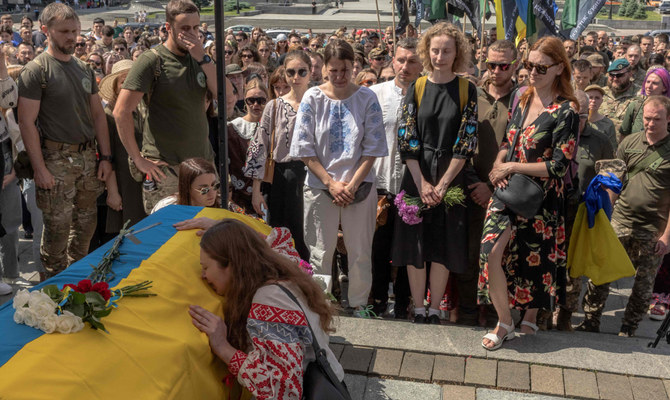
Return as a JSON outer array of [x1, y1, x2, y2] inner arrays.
[[63, 283, 79, 292], [92, 282, 112, 301], [533, 220, 545, 234], [556, 225, 565, 244], [526, 251, 541, 267], [543, 226, 553, 240], [482, 233, 497, 243], [514, 286, 533, 304], [77, 279, 93, 292], [542, 272, 552, 287]]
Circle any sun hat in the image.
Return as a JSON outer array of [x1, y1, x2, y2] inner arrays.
[[98, 59, 134, 103]]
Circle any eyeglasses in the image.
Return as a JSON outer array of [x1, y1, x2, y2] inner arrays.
[[523, 60, 559, 75], [609, 70, 628, 78], [194, 182, 220, 195], [245, 97, 267, 106], [360, 79, 377, 86], [241, 53, 253, 59], [286, 68, 308, 77], [224, 50, 234, 55], [75, 42, 86, 47], [485, 59, 516, 72]]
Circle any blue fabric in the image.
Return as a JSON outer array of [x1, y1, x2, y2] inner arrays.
[[0, 205, 203, 367], [583, 173, 622, 228]]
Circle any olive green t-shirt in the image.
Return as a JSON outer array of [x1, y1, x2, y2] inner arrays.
[[122, 44, 213, 165], [612, 132, 670, 234], [18, 52, 98, 144]]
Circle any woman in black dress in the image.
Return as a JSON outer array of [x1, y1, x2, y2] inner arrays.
[[478, 36, 578, 350], [392, 23, 478, 324]]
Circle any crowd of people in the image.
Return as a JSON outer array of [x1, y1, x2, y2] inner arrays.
[[0, 0, 670, 397]]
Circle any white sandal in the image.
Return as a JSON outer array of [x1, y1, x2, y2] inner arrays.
[[519, 320, 539, 335], [481, 321, 516, 351]]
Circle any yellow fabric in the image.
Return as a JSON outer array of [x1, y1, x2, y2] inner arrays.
[[494, 0, 504, 40], [414, 76, 467, 111], [567, 204, 636, 286], [0, 208, 270, 400]]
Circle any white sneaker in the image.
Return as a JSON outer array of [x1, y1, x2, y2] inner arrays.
[[0, 282, 12, 296]]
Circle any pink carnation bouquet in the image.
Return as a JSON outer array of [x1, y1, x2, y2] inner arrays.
[[394, 186, 466, 225]]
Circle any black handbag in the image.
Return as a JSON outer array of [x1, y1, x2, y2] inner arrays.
[[492, 121, 544, 220], [274, 284, 351, 400]]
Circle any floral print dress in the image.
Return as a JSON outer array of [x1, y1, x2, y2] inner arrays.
[[478, 100, 578, 310]]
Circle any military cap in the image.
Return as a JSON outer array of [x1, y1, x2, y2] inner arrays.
[[607, 58, 630, 73], [586, 53, 605, 68], [584, 84, 606, 95], [225, 64, 243, 75], [595, 159, 627, 180], [368, 46, 388, 59]]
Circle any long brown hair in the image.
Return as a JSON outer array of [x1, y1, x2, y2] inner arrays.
[[520, 36, 578, 111], [200, 220, 335, 351], [177, 158, 219, 206]]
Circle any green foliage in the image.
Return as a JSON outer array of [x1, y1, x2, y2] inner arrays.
[[624, 0, 637, 17], [618, 0, 629, 16], [633, 1, 648, 18], [223, 0, 251, 11]]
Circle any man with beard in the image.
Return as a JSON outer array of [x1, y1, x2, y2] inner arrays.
[[74, 35, 87, 59], [563, 39, 577, 59], [600, 59, 641, 134], [114, 0, 216, 214], [597, 30, 613, 61], [16, 42, 34, 65], [369, 37, 422, 319], [17, 3, 112, 278], [463, 40, 518, 325]]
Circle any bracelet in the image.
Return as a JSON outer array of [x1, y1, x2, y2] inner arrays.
[[99, 155, 113, 162]]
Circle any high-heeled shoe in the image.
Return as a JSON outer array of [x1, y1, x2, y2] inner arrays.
[[481, 321, 516, 351]]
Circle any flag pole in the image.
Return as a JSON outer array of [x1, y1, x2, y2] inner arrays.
[[481, 6, 486, 46], [214, 0, 229, 206], [374, 0, 383, 41], [392, 0, 397, 50]]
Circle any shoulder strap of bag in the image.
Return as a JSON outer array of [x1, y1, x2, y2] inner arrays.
[[268, 99, 278, 161], [146, 48, 163, 105], [31, 57, 47, 89], [458, 77, 467, 111], [627, 139, 670, 180], [413, 75, 427, 108], [273, 284, 350, 399]]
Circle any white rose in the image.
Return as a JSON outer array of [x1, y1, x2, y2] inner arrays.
[[32, 299, 57, 320], [13, 308, 26, 324], [38, 314, 58, 334], [57, 311, 84, 334], [22, 309, 38, 328], [13, 289, 30, 309], [28, 291, 54, 308]]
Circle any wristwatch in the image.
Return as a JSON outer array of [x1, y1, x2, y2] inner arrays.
[[197, 55, 213, 65], [99, 155, 113, 162]]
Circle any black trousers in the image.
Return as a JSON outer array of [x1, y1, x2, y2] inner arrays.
[[371, 191, 410, 310], [264, 161, 309, 260]]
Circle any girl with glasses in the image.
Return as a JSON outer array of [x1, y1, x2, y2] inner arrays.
[[237, 45, 259, 69], [224, 39, 238, 66], [479, 36, 578, 350], [289, 39, 388, 317], [354, 68, 377, 87], [229, 79, 270, 214], [152, 158, 220, 212], [244, 51, 312, 260]]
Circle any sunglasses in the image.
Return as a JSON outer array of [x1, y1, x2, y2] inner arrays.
[[372, 56, 386, 62], [241, 53, 253, 59], [88, 59, 101, 66], [286, 68, 309, 78], [245, 97, 267, 106], [377, 76, 394, 83], [194, 182, 220, 195], [361, 79, 377, 86], [75, 42, 86, 47], [485, 59, 516, 72], [609, 70, 628, 78], [224, 50, 234, 55], [523, 60, 559, 75]]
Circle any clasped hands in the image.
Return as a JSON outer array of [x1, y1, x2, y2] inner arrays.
[[419, 179, 447, 208], [327, 180, 358, 207]]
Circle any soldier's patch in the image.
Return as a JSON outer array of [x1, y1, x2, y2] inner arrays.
[[82, 77, 92, 93], [197, 72, 206, 88]]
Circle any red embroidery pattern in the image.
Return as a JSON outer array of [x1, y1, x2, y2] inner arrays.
[[237, 338, 304, 399], [266, 227, 301, 264], [229, 350, 247, 376], [249, 304, 308, 326]]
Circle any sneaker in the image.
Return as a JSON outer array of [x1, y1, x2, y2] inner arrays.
[[0, 282, 12, 296], [394, 305, 409, 320], [353, 305, 379, 319], [371, 300, 387, 317], [4, 277, 34, 287], [413, 314, 426, 324], [575, 320, 600, 333], [427, 314, 441, 325], [618, 324, 636, 337], [650, 304, 667, 321], [24, 231, 33, 239]]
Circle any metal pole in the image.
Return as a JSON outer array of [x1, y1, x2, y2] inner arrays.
[[391, 0, 397, 51], [215, 0, 229, 207], [374, 0, 383, 41]]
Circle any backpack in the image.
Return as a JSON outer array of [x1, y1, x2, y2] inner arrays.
[[413, 75, 468, 111]]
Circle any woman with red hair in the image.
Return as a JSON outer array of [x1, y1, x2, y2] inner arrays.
[[478, 36, 579, 350]]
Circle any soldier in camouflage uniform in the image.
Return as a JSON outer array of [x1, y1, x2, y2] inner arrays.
[[600, 59, 641, 136], [17, 3, 112, 277], [625, 45, 646, 89], [577, 96, 670, 336]]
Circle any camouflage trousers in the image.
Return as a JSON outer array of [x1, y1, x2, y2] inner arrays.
[[128, 157, 179, 214], [36, 146, 104, 277], [580, 220, 663, 330]]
